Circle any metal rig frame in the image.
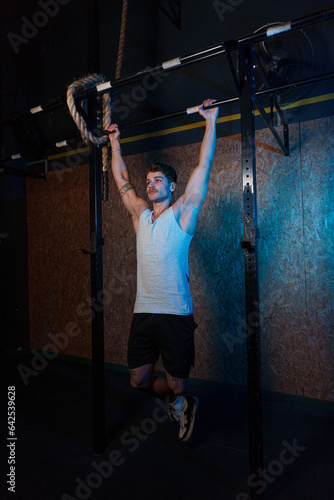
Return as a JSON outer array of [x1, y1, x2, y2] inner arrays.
[[1, 7, 334, 498]]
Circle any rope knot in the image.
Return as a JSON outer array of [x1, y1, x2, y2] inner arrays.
[[66, 73, 112, 171]]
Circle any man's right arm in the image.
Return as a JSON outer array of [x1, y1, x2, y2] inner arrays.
[[108, 124, 149, 225]]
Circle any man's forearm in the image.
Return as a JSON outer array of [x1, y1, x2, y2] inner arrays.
[[111, 139, 130, 186], [199, 118, 216, 168]]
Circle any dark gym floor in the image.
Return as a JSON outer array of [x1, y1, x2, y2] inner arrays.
[[1, 349, 333, 500]]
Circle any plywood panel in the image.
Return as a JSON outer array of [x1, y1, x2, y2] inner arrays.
[[299, 118, 334, 399], [257, 124, 306, 394], [27, 165, 91, 358]]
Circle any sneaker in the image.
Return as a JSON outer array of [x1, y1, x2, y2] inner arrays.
[[167, 395, 178, 422], [168, 403, 177, 422], [177, 396, 199, 442]]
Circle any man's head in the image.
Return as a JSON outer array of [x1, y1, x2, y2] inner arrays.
[[147, 162, 177, 184], [146, 163, 177, 202]]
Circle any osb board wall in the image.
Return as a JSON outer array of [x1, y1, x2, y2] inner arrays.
[[26, 165, 92, 359], [257, 118, 334, 400], [27, 116, 334, 401]]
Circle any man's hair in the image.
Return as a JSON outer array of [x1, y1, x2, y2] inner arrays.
[[147, 162, 177, 184]]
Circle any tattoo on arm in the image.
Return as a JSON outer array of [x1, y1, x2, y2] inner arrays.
[[119, 182, 134, 198]]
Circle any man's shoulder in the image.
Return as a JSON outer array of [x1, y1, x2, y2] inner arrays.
[[134, 202, 150, 218], [131, 204, 150, 234], [171, 195, 183, 215], [172, 196, 199, 236], [172, 195, 200, 218]]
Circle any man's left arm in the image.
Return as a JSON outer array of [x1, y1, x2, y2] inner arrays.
[[185, 99, 218, 209], [173, 99, 218, 234]]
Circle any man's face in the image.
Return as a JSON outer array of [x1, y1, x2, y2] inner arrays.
[[146, 171, 175, 202]]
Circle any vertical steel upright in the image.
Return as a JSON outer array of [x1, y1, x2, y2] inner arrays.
[[239, 46, 264, 499], [87, 0, 106, 455], [88, 93, 106, 454]]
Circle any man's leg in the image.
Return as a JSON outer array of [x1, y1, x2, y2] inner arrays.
[[166, 373, 189, 401], [129, 363, 171, 398], [128, 314, 171, 397], [166, 372, 198, 442]]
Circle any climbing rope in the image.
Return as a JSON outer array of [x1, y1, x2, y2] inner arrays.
[[66, 0, 128, 201], [115, 0, 128, 80]]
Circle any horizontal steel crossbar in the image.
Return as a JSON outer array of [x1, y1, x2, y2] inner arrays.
[[1, 8, 333, 129]]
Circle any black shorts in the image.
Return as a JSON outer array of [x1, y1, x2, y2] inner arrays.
[[127, 313, 197, 379]]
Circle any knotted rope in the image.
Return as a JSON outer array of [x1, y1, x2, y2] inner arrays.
[[67, 73, 111, 172], [66, 0, 128, 201]]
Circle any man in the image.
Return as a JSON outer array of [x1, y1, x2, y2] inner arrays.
[[107, 99, 218, 441]]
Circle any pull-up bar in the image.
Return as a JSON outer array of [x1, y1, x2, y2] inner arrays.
[[1, 6, 333, 177], [74, 8, 334, 102], [2, 59, 334, 167], [102, 97, 239, 135], [1, 7, 333, 133], [103, 65, 334, 138], [3, 63, 334, 167]]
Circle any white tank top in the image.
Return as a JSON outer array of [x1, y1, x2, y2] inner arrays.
[[134, 207, 193, 315]]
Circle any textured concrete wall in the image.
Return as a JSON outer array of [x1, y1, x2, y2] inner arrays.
[[26, 116, 334, 401]]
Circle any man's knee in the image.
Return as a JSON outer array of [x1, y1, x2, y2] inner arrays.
[[129, 367, 153, 391], [130, 377, 151, 391], [168, 375, 189, 394]]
